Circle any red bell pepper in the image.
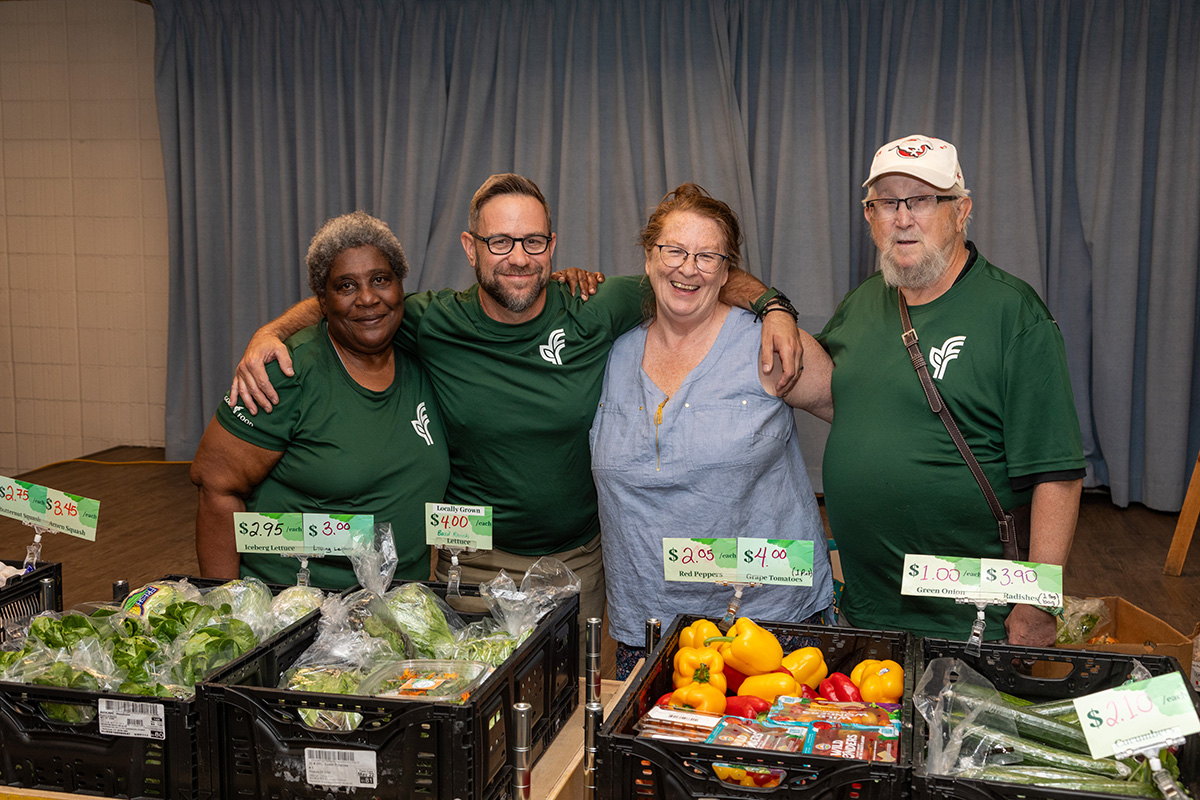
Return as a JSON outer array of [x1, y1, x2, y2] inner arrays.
[[656, 691, 675, 707], [723, 664, 748, 693], [797, 684, 819, 699], [724, 695, 771, 720], [818, 672, 862, 702]]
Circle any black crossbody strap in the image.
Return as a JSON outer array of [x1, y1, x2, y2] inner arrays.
[[898, 290, 1016, 548]]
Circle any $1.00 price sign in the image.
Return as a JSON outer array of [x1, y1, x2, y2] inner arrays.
[[1072, 672, 1200, 758], [663, 538, 738, 583], [0, 475, 100, 541], [234, 513, 373, 556], [739, 538, 814, 586], [425, 503, 493, 550], [900, 554, 996, 601]]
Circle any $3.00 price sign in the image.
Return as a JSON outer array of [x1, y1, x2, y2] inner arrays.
[[234, 513, 373, 556], [1072, 672, 1200, 758], [0, 474, 100, 541], [425, 503, 493, 550], [663, 538, 815, 586]]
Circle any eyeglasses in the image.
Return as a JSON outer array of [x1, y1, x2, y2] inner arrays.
[[864, 195, 957, 219], [654, 244, 729, 274], [471, 232, 551, 256]]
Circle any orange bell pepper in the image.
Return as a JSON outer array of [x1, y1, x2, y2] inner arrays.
[[678, 619, 723, 650], [851, 659, 904, 704], [708, 617, 782, 676], [670, 680, 726, 714], [737, 671, 799, 704], [781, 646, 828, 689], [672, 646, 727, 693]]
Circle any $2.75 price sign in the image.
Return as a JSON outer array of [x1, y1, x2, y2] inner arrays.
[[900, 554, 1063, 607], [234, 513, 373, 556], [0, 474, 99, 541], [663, 538, 814, 586], [1072, 672, 1200, 758], [425, 503, 493, 550]]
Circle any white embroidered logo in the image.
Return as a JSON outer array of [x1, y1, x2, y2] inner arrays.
[[225, 394, 254, 427], [929, 336, 967, 380], [411, 402, 434, 446], [539, 328, 566, 365]]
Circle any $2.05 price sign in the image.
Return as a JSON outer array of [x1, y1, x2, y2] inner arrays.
[[900, 554, 1062, 607], [1072, 672, 1200, 758], [0, 474, 100, 541], [425, 503, 493, 550], [663, 538, 815, 586], [234, 513, 373, 556]]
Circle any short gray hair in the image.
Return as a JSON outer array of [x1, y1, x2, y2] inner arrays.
[[307, 211, 409, 297]]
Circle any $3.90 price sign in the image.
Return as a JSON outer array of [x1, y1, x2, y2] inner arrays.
[[900, 554, 1062, 607], [0, 474, 100, 541], [662, 538, 815, 586], [233, 513, 373, 556], [1072, 672, 1200, 758], [425, 503, 493, 550]]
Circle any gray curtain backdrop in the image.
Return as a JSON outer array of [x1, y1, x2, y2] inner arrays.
[[156, 0, 1200, 511]]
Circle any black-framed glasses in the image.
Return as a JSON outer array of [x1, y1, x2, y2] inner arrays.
[[863, 195, 957, 219], [471, 232, 551, 256], [654, 244, 729, 273]]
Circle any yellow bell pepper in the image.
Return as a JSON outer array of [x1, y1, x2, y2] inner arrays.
[[781, 646, 828, 689], [678, 619, 722, 650], [709, 617, 782, 676], [672, 646, 727, 693], [670, 680, 726, 714], [851, 659, 904, 704], [736, 671, 798, 704]]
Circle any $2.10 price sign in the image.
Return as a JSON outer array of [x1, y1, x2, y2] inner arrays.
[[900, 554, 1062, 607], [1072, 672, 1200, 758], [234, 513, 373, 556], [663, 538, 815, 586], [425, 503, 493, 550], [0, 474, 99, 541]]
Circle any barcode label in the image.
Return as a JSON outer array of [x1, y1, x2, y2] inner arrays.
[[98, 698, 166, 740], [305, 748, 377, 788]]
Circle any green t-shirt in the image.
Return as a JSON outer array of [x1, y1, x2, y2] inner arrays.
[[216, 320, 450, 589], [395, 276, 646, 555], [817, 252, 1084, 639]]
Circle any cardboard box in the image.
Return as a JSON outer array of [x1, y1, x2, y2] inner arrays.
[[531, 677, 631, 800], [1057, 595, 1194, 667]]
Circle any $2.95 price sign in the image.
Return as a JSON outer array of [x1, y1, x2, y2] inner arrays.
[[234, 513, 373, 556], [663, 538, 814, 586], [425, 503, 493, 550], [0, 474, 99, 541], [900, 554, 1062, 607], [1072, 672, 1200, 758]]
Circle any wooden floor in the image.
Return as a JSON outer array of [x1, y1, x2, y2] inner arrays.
[[2, 446, 1196, 650]]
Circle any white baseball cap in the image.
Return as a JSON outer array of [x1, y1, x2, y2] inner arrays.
[[863, 135, 964, 190]]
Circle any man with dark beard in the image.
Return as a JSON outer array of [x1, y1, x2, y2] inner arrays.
[[817, 135, 1085, 646], [227, 173, 803, 638]]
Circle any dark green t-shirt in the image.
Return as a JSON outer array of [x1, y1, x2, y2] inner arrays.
[[216, 320, 450, 589], [817, 253, 1084, 639], [395, 276, 646, 555]]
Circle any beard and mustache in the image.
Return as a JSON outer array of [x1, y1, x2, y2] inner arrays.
[[876, 232, 952, 290], [476, 265, 549, 314]]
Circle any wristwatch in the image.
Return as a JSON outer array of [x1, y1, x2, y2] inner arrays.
[[758, 290, 798, 322]]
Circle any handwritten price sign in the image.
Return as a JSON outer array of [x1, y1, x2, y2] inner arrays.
[[234, 513, 373, 556], [0, 475, 99, 541], [663, 538, 738, 583], [900, 554, 1062, 606], [663, 538, 815, 585], [304, 514, 374, 555], [979, 558, 1062, 607], [1073, 673, 1200, 758], [425, 503, 493, 550]]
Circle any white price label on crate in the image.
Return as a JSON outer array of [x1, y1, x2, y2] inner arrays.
[[1073, 673, 1200, 758], [98, 698, 166, 740], [305, 747, 378, 789]]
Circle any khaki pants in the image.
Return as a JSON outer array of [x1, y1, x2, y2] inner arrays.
[[434, 533, 605, 660]]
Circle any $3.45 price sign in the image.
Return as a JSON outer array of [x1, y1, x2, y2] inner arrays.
[[0, 474, 99, 541], [900, 554, 1062, 607], [1072, 672, 1200, 758], [234, 513, 373, 556], [425, 503, 493, 550], [663, 538, 815, 586]]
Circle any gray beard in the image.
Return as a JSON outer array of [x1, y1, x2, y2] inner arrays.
[[477, 268, 549, 314], [878, 244, 949, 290]]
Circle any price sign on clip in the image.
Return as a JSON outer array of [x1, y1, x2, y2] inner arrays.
[[0, 476, 38, 525], [739, 539, 814, 586], [900, 554, 996, 600], [425, 503, 493, 550], [1073, 673, 1200, 758], [663, 538, 738, 583], [0, 475, 100, 539], [304, 514, 373, 555], [234, 513, 304, 554], [979, 558, 1062, 607]]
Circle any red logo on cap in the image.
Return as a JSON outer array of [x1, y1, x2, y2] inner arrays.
[[895, 143, 931, 159]]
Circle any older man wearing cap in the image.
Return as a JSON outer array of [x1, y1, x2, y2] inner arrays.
[[816, 134, 1085, 646]]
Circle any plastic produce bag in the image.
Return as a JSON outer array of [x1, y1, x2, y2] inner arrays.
[[445, 617, 528, 666], [1055, 596, 1112, 645], [914, 657, 1021, 776], [279, 623, 394, 731], [201, 577, 275, 637], [268, 584, 327, 633], [381, 582, 464, 659], [479, 557, 580, 638]]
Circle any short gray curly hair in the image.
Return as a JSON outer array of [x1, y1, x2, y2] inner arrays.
[[307, 211, 409, 297]]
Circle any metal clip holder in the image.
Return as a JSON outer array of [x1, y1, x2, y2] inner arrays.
[[22, 524, 50, 573], [1114, 730, 1188, 800], [715, 581, 760, 633]]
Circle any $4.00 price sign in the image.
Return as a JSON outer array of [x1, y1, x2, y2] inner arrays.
[[1072, 672, 1200, 758], [0, 474, 99, 541], [234, 513, 373, 556], [425, 503, 493, 550], [663, 538, 815, 586]]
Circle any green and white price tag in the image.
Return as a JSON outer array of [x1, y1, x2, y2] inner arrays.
[[979, 558, 1062, 607], [0, 475, 100, 539], [234, 513, 304, 554], [302, 514, 374, 555], [738, 538, 814, 586], [0, 476, 39, 525], [663, 538, 738, 583], [425, 503, 493, 550], [900, 554, 996, 601], [1073, 673, 1200, 758]]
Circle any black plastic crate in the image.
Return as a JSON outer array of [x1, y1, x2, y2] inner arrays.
[[196, 581, 580, 799], [597, 614, 913, 799], [0, 575, 315, 800], [0, 560, 63, 644], [912, 638, 1200, 800]]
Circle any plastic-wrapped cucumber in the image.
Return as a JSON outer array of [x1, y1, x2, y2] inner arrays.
[[961, 766, 1158, 796], [949, 682, 1090, 753], [960, 724, 1131, 779]]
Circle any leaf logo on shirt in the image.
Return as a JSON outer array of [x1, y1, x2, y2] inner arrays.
[[539, 328, 567, 365], [411, 402, 434, 446], [930, 335, 967, 380]]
